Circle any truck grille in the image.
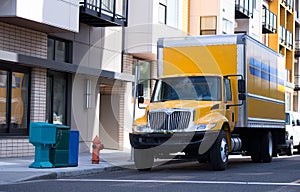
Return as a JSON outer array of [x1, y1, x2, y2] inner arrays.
[[148, 110, 191, 131]]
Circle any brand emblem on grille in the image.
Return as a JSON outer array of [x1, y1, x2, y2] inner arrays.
[[165, 109, 174, 115]]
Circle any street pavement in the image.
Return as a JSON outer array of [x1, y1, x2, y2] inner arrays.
[[0, 149, 135, 185]]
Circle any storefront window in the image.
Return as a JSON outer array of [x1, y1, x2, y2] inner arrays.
[[0, 66, 30, 135]]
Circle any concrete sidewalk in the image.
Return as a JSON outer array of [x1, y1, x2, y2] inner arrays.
[[0, 149, 134, 185]]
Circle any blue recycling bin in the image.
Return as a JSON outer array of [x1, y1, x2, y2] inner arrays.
[[29, 122, 57, 168], [68, 130, 79, 167], [29, 122, 79, 168]]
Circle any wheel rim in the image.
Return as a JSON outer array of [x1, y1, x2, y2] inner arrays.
[[220, 138, 228, 163]]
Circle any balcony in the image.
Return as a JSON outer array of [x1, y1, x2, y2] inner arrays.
[[0, 0, 79, 32], [79, 0, 128, 27], [279, 26, 293, 48], [262, 7, 277, 33], [295, 41, 300, 56], [281, 0, 294, 10], [235, 0, 253, 19]]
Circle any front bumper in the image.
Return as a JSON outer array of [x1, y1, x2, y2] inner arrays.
[[130, 131, 220, 153]]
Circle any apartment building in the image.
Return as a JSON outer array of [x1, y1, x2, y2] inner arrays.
[[0, 0, 132, 157], [294, 0, 300, 111], [189, 0, 295, 111], [123, 0, 190, 147]]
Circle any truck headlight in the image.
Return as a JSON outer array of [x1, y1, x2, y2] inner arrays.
[[194, 123, 217, 131], [133, 125, 152, 133]]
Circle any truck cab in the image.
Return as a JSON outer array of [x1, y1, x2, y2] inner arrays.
[[130, 74, 244, 171], [285, 111, 300, 155]]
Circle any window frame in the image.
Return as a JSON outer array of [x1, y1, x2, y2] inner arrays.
[[132, 58, 152, 99], [47, 36, 72, 63], [158, 2, 167, 24], [200, 16, 217, 35], [224, 78, 233, 103], [0, 64, 31, 136], [46, 70, 71, 125]]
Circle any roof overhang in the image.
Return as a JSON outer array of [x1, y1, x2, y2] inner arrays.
[[0, 50, 134, 82]]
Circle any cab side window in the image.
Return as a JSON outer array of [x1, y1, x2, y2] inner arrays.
[[224, 78, 232, 102], [294, 113, 300, 126]]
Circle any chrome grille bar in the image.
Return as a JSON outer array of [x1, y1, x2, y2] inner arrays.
[[149, 110, 191, 131]]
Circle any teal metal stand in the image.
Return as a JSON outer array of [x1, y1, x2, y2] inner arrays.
[[29, 144, 54, 168]]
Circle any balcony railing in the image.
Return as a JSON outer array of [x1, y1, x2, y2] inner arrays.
[[262, 7, 277, 33], [281, 0, 294, 10], [79, 0, 128, 27], [279, 26, 293, 48], [235, 0, 253, 19], [295, 41, 300, 56]]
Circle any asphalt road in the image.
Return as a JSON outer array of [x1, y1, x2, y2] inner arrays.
[[1, 154, 300, 192]]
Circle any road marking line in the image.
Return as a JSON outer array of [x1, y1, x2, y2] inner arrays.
[[58, 179, 300, 186], [292, 180, 300, 183]]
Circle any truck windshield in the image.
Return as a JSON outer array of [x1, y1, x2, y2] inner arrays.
[[151, 76, 222, 102]]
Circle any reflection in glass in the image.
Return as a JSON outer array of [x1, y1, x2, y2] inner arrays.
[[46, 72, 67, 125], [0, 71, 7, 128], [152, 76, 222, 102], [47, 38, 54, 60], [55, 41, 66, 62], [53, 76, 66, 124], [10, 72, 29, 129]]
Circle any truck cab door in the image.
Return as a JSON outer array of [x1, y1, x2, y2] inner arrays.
[[293, 112, 300, 146], [224, 78, 234, 131]]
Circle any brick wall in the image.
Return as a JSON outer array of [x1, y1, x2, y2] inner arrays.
[[0, 21, 48, 157], [0, 138, 34, 158], [30, 68, 47, 122], [0, 22, 47, 58]]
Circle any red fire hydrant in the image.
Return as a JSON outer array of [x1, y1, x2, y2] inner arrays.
[[92, 136, 104, 164]]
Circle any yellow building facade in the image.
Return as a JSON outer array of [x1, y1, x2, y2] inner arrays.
[[269, 0, 295, 111]]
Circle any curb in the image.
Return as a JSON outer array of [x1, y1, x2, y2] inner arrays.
[[18, 159, 189, 183], [20, 164, 135, 182]]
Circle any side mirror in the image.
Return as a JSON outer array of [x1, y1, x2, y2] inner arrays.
[[297, 119, 300, 126], [238, 79, 245, 94], [138, 97, 144, 104], [292, 120, 296, 126], [137, 83, 144, 97]]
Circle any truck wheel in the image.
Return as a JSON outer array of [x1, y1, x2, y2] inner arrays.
[[287, 142, 293, 156], [250, 138, 261, 163], [209, 130, 228, 171], [261, 131, 273, 163], [134, 149, 154, 171]]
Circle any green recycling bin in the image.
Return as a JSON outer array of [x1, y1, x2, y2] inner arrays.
[[50, 124, 70, 167]]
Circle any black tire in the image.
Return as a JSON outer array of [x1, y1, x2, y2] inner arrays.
[[287, 142, 293, 156], [209, 130, 228, 171], [250, 137, 261, 163], [261, 131, 273, 163], [134, 148, 154, 171]]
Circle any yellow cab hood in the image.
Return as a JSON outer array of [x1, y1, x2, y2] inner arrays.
[[149, 100, 219, 110], [148, 100, 223, 124]]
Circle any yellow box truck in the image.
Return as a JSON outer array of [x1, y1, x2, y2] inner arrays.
[[130, 34, 286, 171]]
